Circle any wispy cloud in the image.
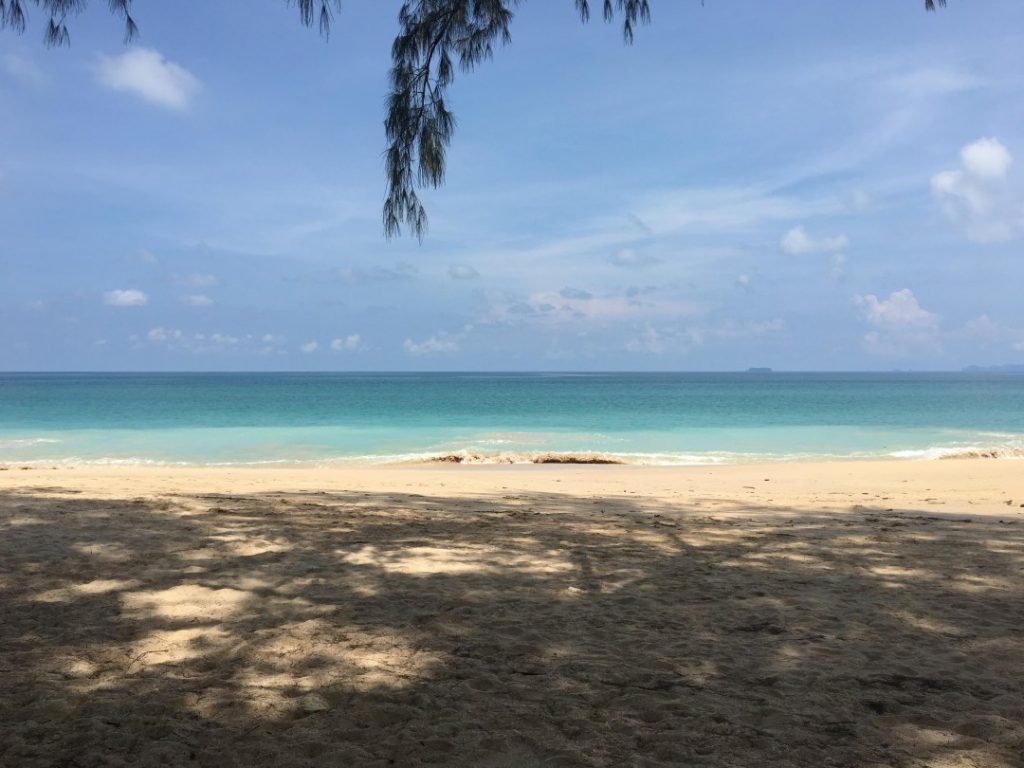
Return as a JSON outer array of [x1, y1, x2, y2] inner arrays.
[[3, 53, 45, 88]]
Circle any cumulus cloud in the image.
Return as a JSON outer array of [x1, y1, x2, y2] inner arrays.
[[931, 137, 1023, 242], [780, 226, 849, 255], [448, 264, 480, 280], [104, 288, 148, 307], [960, 138, 1012, 179], [300, 341, 319, 353], [855, 289, 938, 329], [330, 334, 362, 352], [95, 48, 200, 110], [608, 248, 660, 268], [854, 289, 940, 356], [183, 294, 213, 307]]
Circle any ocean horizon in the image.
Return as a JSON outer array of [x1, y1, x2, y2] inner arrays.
[[3, 371, 1023, 467]]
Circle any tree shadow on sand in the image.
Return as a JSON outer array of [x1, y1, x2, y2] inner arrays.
[[1, 486, 1022, 767]]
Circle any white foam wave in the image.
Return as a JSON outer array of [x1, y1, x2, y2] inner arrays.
[[889, 445, 1024, 460], [0, 437, 61, 447]]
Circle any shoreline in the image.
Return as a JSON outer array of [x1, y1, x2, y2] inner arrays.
[[3, 458, 1024, 516], [3, 442, 1024, 471]]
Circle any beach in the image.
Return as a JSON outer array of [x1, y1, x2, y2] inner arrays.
[[2, 459, 1023, 767]]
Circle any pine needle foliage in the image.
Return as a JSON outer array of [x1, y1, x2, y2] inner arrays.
[[1, 0, 948, 240]]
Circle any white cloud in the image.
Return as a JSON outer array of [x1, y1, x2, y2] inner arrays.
[[183, 294, 213, 307], [404, 335, 459, 355], [448, 264, 480, 280], [104, 288, 148, 307], [300, 341, 319, 353], [735, 273, 752, 290], [931, 138, 1023, 242], [258, 334, 286, 355], [780, 225, 849, 255], [330, 334, 362, 352], [960, 138, 1012, 179], [145, 328, 242, 351], [147, 327, 183, 343], [854, 289, 940, 357], [855, 289, 938, 330], [95, 48, 200, 110]]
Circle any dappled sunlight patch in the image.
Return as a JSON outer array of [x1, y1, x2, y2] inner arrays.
[[126, 626, 235, 672], [340, 543, 572, 576], [947, 574, 1017, 593], [205, 531, 294, 557], [70, 540, 134, 562], [888, 610, 965, 636], [208, 619, 445, 716], [122, 583, 253, 621], [868, 564, 935, 579], [3, 514, 47, 527], [31, 578, 140, 603]]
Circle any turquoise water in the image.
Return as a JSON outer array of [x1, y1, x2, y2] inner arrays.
[[2, 372, 1023, 465]]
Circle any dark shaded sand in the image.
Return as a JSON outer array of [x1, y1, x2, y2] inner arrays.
[[1, 463, 1023, 767]]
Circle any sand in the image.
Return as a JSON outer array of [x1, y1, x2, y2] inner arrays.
[[1, 460, 1023, 767]]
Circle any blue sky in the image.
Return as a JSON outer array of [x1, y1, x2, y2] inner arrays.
[[2, 0, 1023, 371]]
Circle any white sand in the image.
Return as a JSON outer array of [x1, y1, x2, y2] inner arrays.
[[1, 460, 1023, 767]]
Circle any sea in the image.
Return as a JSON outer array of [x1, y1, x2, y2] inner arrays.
[[1, 372, 1023, 466]]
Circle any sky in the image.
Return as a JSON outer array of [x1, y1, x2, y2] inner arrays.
[[1, 0, 1023, 371]]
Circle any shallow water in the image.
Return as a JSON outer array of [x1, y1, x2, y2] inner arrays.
[[2, 372, 1023, 465]]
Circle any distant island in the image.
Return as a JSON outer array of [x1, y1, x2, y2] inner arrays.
[[963, 364, 1024, 374], [746, 367, 774, 373]]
